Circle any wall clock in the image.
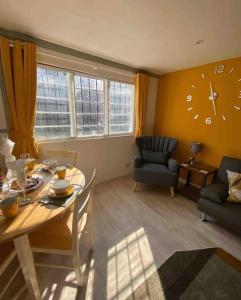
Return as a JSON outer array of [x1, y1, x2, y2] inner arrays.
[[186, 64, 240, 125]]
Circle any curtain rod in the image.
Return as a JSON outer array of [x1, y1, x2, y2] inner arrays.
[[37, 49, 135, 77]]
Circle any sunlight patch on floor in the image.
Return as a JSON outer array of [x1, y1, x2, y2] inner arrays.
[[85, 257, 95, 299], [107, 227, 160, 300]]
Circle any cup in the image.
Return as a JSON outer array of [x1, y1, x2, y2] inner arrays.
[[0, 196, 19, 218], [26, 158, 36, 171], [55, 166, 67, 180]]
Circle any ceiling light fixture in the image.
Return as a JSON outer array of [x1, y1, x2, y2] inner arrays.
[[195, 39, 204, 45]]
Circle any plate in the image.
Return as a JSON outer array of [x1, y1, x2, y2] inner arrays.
[[10, 175, 43, 193], [48, 185, 74, 199]]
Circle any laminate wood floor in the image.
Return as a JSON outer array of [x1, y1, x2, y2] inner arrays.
[[23, 175, 241, 300]]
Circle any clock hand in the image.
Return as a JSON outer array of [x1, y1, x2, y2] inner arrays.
[[212, 97, 217, 115], [209, 81, 214, 99], [209, 81, 217, 115]]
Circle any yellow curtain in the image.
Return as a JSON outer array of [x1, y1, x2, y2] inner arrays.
[[134, 73, 149, 138], [0, 36, 39, 158]]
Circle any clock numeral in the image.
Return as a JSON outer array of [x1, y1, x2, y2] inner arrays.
[[191, 84, 196, 89], [194, 114, 199, 120], [234, 106, 240, 111], [187, 107, 193, 111], [186, 95, 192, 102], [238, 78, 241, 82], [239, 91, 241, 98], [215, 65, 224, 74], [229, 67, 234, 74], [222, 115, 226, 121], [201, 73, 205, 79], [205, 117, 212, 125]]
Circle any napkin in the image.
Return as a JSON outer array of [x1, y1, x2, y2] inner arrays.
[[6, 159, 26, 180], [0, 137, 15, 157], [0, 137, 16, 178]]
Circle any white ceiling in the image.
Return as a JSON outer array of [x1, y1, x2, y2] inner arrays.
[[0, 0, 241, 74]]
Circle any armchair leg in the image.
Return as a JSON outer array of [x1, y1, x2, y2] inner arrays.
[[200, 213, 207, 222], [170, 186, 175, 198], [133, 182, 138, 192]]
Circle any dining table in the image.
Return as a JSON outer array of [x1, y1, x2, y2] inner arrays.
[[0, 164, 85, 300]]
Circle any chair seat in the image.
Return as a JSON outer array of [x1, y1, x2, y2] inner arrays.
[[29, 211, 74, 251], [134, 163, 177, 187], [200, 183, 228, 204]]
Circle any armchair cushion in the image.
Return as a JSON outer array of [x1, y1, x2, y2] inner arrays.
[[134, 156, 142, 168], [142, 150, 169, 165], [168, 159, 179, 173], [134, 163, 178, 187], [200, 183, 228, 204]]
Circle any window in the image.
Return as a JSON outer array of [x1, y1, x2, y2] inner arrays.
[[35, 68, 71, 139], [35, 65, 134, 139], [109, 81, 134, 134], [74, 75, 104, 136]]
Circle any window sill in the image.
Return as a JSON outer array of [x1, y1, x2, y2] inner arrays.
[[36, 133, 134, 144]]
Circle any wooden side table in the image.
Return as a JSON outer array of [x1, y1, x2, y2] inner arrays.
[[178, 162, 217, 201]]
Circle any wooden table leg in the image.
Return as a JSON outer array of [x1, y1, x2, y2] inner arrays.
[[14, 234, 41, 300]]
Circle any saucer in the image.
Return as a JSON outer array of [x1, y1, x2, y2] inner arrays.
[[48, 185, 74, 199]]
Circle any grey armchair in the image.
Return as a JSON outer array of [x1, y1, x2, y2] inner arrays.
[[133, 136, 179, 197]]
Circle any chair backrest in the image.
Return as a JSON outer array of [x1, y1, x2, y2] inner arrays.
[[136, 136, 178, 156], [47, 149, 77, 167], [215, 156, 241, 184], [71, 169, 96, 256]]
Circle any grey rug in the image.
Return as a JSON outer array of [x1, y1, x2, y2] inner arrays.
[[126, 248, 241, 300]]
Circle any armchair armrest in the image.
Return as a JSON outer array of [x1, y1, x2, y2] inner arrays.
[[134, 156, 143, 168], [200, 183, 228, 204], [168, 159, 179, 173]]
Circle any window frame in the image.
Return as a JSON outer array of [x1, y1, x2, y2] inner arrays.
[[35, 63, 135, 142]]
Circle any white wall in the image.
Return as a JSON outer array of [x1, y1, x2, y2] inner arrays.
[[39, 135, 136, 183], [144, 77, 158, 135]]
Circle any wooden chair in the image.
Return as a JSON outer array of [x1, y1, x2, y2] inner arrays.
[[29, 170, 96, 286], [0, 241, 26, 299], [47, 149, 78, 167]]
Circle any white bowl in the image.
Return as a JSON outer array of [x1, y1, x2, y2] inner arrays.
[[52, 179, 70, 194]]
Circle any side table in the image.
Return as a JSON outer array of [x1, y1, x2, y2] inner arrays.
[[178, 162, 217, 201]]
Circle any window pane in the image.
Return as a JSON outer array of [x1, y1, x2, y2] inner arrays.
[[35, 67, 71, 139], [74, 74, 105, 136], [109, 81, 134, 134]]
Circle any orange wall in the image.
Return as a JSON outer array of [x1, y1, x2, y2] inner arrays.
[[154, 57, 241, 169]]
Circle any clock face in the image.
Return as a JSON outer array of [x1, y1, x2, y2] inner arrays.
[[186, 64, 240, 125]]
